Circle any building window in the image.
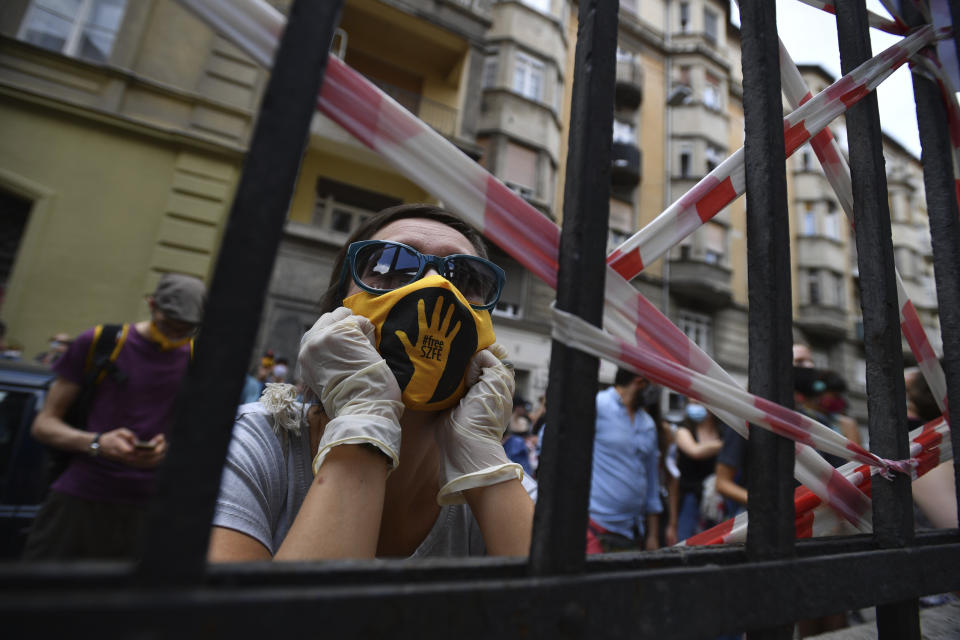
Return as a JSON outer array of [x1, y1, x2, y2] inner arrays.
[[312, 195, 374, 238], [513, 52, 545, 102], [801, 147, 812, 171], [703, 222, 726, 265], [703, 73, 722, 111], [678, 311, 713, 355], [553, 73, 563, 114], [482, 50, 498, 89], [895, 247, 915, 279], [824, 201, 840, 239], [503, 141, 539, 198], [705, 146, 724, 173], [679, 2, 691, 33], [679, 145, 693, 178], [802, 203, 817, 236], [612, 120, 636, 144], [704, 8, 718, 44], [807, 270, 821, 305], [0, 190, 32, 300], [492, 256, 525, 319], [18, 0, 127, 64], [609, 198, 634, 237], [831, 272, 845, 307]]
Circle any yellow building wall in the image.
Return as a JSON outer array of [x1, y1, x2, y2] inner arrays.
[[0, 101, 237, 355], [726, 98, 748, 307], [636, 52, 667, 281], [289, 148, 433, 224]]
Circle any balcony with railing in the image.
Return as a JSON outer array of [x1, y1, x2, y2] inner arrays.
[[615, 56, 644, 110], [669, 244, 732, 310], [796, 303, 848, 339], [369, 78, 458, 139], [611, 142, 641, 187]]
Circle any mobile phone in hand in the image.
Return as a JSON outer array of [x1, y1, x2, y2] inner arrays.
[[134, 440, 157, 450]]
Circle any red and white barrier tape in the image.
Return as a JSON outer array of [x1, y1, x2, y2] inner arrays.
[[606, 25, 938, 279], [684, 416, 951, 546], [796, 0, 909, 35], [552, 306, 916, 477], [777, 40, 950, 419], [175, 0, 948, 533]]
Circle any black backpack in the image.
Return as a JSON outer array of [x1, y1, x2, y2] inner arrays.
[[42, 324, 130, 486]]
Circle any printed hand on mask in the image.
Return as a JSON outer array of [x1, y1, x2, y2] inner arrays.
[[298, 307, 404, 474], [395, 297, 461, 404], [435, 343, 523, 505]]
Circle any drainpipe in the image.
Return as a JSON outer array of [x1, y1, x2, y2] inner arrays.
[[663, 0, 673, 321]]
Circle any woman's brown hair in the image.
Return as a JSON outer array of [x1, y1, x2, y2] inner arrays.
[[317, 203, 489, 315]]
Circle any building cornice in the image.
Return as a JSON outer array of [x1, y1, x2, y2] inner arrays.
[[1, 36, 258, 121], [0, 85, 248, 158], [617, 9, 667, 54]]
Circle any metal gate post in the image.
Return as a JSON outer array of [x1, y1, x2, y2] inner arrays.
[[909, 3, 960, 530], [836, 1, 919, 638], [738, 2, 796, 639], [135, 0, 345, 584], [530, 0, 619, 576]]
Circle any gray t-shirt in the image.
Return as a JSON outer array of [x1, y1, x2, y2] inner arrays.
[[213, 402, 535, 557]]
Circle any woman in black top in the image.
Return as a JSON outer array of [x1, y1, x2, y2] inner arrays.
[[674, 403, 724, 541]]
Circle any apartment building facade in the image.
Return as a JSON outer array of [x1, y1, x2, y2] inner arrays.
[[787, 65, 940, 423], [0, 0, 940, 416], [0, 0, 269, 355]]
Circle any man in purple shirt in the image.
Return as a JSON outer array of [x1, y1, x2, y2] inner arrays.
[[586, 368, 662, 553], [23, 273, 205, 560]]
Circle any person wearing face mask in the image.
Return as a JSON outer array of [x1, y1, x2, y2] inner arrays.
[[23, 273, 205, 560], [208, 204, 536, 562], [585, 369, 663, 553]]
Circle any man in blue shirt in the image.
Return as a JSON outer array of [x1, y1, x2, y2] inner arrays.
[[587, 368, 663, 553]]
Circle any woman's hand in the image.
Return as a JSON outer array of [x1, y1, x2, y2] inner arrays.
[[298, 308, 404, 473], [435, 344, 522, 505]]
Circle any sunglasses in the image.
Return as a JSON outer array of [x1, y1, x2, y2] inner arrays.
[[340, 240, 506, 310]]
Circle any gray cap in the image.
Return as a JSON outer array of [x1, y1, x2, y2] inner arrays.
[[152, 273, 206, 324]]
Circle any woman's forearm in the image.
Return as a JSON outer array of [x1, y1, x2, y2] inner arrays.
[[715, 463, 748, 506], [275, 444, 389, 560], [465, 479, 534, 557]]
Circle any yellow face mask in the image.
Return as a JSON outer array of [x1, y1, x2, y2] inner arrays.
[[147, 322, 193, 351], [343, 274, 496, 411]]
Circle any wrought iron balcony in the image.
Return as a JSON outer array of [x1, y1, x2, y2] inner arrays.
[[611, 141, 641, 186], [615, 57, 643, 110]]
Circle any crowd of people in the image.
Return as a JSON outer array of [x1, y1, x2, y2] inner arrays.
[[9, 203, 954, 622]]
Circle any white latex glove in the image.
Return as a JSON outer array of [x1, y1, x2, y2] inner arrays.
[[436, 343, 523, 505], [298, 307, 404, 474]]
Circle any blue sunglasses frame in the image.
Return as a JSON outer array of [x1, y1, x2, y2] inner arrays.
[[338, 240, 506, 311]]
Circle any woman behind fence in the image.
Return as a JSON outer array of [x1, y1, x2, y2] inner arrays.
[[207, 204, 535, 561], [673, 403, 724, 541]]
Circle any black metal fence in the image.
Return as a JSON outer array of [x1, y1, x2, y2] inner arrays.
[[2, 1, 959, 638]]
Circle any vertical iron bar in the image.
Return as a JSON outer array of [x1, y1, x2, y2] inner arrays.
[[739, 2, 796, 638], [950, 0, 960, 77], [836, 1, 919, 638], [530, 0, 619, 576], [909, 5, 960, 530], [136, 0, 344, 584]]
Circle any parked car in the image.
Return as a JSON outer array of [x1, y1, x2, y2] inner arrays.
[[0, 360, 55, 558]]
